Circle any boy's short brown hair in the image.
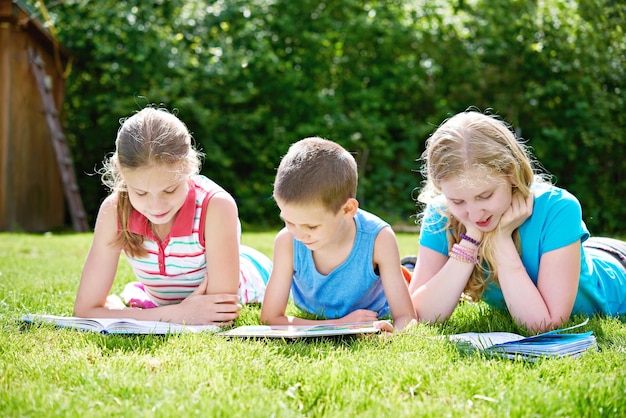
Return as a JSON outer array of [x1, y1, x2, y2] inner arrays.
[[273, 137, 358, 213]]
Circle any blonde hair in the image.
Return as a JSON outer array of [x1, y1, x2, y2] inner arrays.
[[418, 110, 544, 300], [273, 137, 357, 214], [101, 107, 202, 257]]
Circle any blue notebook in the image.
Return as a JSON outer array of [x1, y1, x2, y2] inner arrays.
[[449, 319, 597, 360]]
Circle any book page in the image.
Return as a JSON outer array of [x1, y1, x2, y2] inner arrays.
[[22, 314, 220, 334], [22, 314, 108, 332], [449, 332, 525, 349], [221, 322, 383, 338]]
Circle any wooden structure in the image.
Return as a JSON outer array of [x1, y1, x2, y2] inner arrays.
[[0, 0, 87, 232]]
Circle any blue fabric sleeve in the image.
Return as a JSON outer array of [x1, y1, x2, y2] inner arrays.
[[418, 199, 450, 256], [522, 185, 589, 255]]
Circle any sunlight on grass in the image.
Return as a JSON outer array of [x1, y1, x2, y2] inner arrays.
[[1, 232, 625, 417]]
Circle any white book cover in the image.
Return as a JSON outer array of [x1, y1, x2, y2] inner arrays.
[[22, 314, 220, 335], [221, 321, 386, 339]]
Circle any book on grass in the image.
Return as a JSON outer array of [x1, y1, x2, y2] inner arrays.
[[221, 321, 387, 339], [449, 319, 597, 360], [21, 314, 220, 335]]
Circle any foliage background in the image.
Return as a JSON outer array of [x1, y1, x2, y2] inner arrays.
[[40, 0, 625, 233]]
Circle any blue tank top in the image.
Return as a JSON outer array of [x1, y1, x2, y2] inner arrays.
[[291, 209, 391, 319]]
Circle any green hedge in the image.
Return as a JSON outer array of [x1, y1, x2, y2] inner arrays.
[[47, 0, 625, 233]]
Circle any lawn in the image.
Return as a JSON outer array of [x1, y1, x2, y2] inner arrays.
[[1, 232, 625, 417]]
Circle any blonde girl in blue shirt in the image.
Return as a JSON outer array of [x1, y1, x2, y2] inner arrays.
[[409, 110, 626, 333]]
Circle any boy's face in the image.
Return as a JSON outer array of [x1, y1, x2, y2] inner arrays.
[[275, 198, 354, 252]]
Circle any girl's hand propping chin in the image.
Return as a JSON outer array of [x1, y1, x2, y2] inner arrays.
[[498, 191, 534, 237]]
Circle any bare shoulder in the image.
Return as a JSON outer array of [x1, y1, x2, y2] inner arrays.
[[95, 194, 119, 226], [268, 228, 295, 282], [206, 190, 238, 216], [376, 225, 398, 241], [90, 194, 121, 251], [204, 190, 239, 232], [210, 189, 237, 204], [374, 226, 400, 251], [373, 226, 401, 264], [100, 193, 118, 209], [274, 227, 293, 247]]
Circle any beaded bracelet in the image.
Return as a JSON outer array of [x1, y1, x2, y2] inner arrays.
[[460, 233, 481, 247], [449, 251, 475, 265], [449, 243, 478, 264], [452, 244, 476, 260]]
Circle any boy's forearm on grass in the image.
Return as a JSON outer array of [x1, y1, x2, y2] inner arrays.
[[392, 315, 416, 331]]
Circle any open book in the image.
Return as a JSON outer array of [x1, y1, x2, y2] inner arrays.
[[21, 314, 220, 335], [221, 321, 386, 339], [449, 319, 597, 360], [21, 314, 382, 338]]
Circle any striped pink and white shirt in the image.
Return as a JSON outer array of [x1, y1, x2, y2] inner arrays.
[[124, 175, 270, 305]]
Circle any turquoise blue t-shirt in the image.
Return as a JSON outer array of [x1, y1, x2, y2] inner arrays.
[[419, 183, 626, 316], [291, 209, 391, 319]]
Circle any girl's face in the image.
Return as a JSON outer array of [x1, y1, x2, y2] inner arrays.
[[439, 167, 513, 232], [122, 163, 190, 227], [275, 197, 355, 252]]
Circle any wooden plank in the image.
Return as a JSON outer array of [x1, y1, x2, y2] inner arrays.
[[0, 22, 9, 229], [28, 48, 89, 232]]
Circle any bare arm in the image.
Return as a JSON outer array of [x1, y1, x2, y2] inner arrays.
[[488, 192, 579, 332], [374, 227, 417, 330], [494, 235, 579, 332], [203, 192, 241, 296], [74, 195, 123, 318], [259, 228, 299, 325], [409, 245, 474, 322]]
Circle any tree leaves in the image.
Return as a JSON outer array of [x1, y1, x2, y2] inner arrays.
[[41, 0, 625, 232]]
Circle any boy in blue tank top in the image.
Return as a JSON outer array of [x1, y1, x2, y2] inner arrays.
[[260, 137, 416, 331]]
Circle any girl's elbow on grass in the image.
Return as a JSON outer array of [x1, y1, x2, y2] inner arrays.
[[73, 302, 90, 318], [259, 308, 280, 325], [414, 307, 452, 325], [259, 311, 270, 324]]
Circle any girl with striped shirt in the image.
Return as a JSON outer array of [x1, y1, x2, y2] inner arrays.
[[74, 107, 271, 325]]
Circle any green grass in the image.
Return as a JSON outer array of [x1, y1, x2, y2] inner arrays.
[[1, 232, 625, 417]]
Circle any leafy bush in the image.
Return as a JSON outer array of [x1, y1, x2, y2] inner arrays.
[[45, 0, 624, 233]]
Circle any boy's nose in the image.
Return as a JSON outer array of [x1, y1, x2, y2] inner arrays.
[[292, 226, 308, 242], [294, 229, 306, 241]]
